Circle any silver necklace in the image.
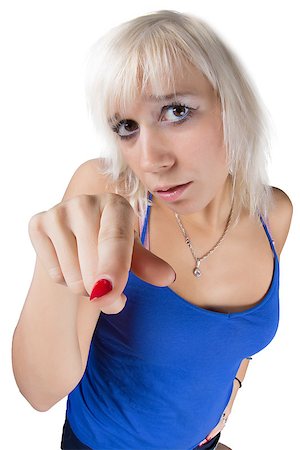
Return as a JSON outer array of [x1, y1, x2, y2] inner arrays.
[[174, 204, 234, 278]]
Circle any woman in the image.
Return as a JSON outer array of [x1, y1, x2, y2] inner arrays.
[[12, 10, 293, 450]]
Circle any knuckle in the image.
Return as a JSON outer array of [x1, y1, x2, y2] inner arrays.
[[48, 264, 88, 295], [28, 212, 45, 234], [65, 195, 99, 225], [106, 193, 133, 212], [67, 278, 88, 296], [46, 204, 67, 225], [69, 194, 97, 210], [48, 266, 65, 284]]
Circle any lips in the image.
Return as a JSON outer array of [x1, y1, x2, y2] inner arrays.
[[154, 182, 192, 203], [155, 182, 190, 192]]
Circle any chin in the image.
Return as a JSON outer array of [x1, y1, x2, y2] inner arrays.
[[168, 200, 207, 216]]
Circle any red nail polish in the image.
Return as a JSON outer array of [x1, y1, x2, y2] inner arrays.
[[90, 279, 113, 301], [198, 437, 211, 447]]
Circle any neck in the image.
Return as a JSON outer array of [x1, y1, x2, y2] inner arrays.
[[153, 175, 234, 233]]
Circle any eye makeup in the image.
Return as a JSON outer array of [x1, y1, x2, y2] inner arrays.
[[111, 101, 199, 140]]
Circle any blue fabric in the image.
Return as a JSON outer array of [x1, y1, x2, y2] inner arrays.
[[61, 417, 91, 449], [66, 192, 280, 449], [60, 417, 220, 449]]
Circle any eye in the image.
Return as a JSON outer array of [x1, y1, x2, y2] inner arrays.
[[111, 102, 197, 140], [162, 102, 191, 122], [111, 119, 138, 139]]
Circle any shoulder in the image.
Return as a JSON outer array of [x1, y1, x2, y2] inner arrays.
[[64, 158, 109, 199], [267, 186, 293, 256], [62, 158, 116, 200]]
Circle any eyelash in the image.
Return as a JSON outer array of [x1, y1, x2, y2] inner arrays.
[[111, 102, 196, 141]]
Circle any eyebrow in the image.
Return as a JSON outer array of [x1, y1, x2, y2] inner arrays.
[[108, 92, 198, 125], [144, 91, 197, 101]]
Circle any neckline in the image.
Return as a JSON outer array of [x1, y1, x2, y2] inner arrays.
[[164, 254, 279, 318], [140, 191, 280, 318]]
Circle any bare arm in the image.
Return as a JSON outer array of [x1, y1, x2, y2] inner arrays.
[[225, 187, 293, 414], [11, 159, 110, 411], [224, 358, 251, 415], [12, 158, 175, 412], [199, 186, 294, 446], [198, 357, 251, 445]]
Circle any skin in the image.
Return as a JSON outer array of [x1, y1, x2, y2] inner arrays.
[[113, 65, 232, 231], [110, 63, 290, 446], [110, 64, 289, 316], [12, 64, 292, 446], [111, 68, 235, 445]]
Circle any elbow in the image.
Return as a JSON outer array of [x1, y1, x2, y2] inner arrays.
[[18, 389, 55, 412], [29, 401, 53, 413], [12, 348, 83, 412], [17, 386, 62, 412], [16, 375, 82, 413]]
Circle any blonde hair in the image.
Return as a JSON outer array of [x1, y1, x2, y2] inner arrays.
[[85, 9, 273, 224]]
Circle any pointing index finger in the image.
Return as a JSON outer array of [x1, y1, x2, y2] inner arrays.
[[93, 194, 135, 300]]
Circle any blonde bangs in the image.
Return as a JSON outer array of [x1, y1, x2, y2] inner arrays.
[[104, 31, 191, 129], [85, 10, 273, 223]]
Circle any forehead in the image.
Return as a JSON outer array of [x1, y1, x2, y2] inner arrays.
[[142, 65, 214, 100], [108, 65, 216, 123]]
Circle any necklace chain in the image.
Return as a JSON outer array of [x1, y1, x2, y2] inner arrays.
[[174, 205, 234, 278]]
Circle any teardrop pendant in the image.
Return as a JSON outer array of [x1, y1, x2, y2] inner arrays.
[[193, 258, 201, 278]]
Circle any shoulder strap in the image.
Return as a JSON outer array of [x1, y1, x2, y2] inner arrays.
[[259, 214, 277, 256], [140, 192, 153, 247]]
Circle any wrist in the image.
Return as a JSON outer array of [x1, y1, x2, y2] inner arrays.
[[224, 405, 232, 415], [232, 379, 240, 395], [234, 376, 242, 388]]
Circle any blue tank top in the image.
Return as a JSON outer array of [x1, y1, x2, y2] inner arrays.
[[66, 193, 280, 449]]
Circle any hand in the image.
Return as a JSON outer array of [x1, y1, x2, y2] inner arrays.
[[28, 193, 176, 314], [198, 409, 231, 447]]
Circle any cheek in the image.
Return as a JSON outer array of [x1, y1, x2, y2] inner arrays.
[[119, 146, 138, 170], [183, 121, 227, 170]]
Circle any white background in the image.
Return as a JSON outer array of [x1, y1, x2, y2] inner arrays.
[[1, 1, 299, 449]]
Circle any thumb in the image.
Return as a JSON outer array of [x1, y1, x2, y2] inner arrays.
[[130, 230, 176, 286]]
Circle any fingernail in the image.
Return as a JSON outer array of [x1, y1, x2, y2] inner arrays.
[[90, 279, 113, 301], [198, 438, 210, 446]]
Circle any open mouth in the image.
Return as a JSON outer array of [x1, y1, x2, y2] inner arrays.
[[155, 182, 192, 202]]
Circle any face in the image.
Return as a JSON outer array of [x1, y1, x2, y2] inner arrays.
[[110, 65, 230, 217]]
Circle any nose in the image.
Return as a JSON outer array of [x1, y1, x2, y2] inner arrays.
[[138, 126, 175, 173]]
